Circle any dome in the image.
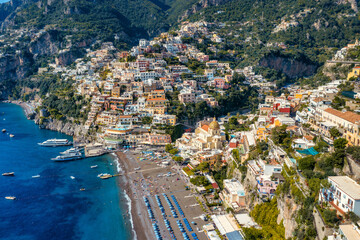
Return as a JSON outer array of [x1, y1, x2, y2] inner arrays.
[[209, 118, 220, 130]]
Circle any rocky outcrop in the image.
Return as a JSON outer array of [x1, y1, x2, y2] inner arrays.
[[343, 155, 360, 181], [29, 31, 61, 56], [322, 61, 353, 80], [55, 48, 85, 66], [181, 0, 231, 20], [0, 52, 33, 81], [35, 115, 89, 142], [277, 196, 299, 239], [259, 54, 318, 78]]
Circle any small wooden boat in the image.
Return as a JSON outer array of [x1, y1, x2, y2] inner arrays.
[[2, 172, 14, 176], [98, 173, 112, 179]]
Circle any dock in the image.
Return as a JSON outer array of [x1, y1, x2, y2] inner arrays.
[[84, 143, 110, 158]]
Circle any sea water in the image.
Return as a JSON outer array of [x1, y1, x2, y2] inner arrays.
[[0, 103, 133, 240]]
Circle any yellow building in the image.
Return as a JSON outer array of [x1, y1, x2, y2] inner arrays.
[[192, 119, 226, 150], [347, 66, 360, 80], [321, 108, 360, 146]]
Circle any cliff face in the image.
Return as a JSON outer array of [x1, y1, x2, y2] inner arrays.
[[0, 52, 33, 81], [259, 55, 318, 78], [277, 196, 299, 239], [29, 31, 61, 56], [35, 115, 89, 142], [181, 0, 231, 19]]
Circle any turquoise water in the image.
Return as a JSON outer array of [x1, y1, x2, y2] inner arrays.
[[0, 103, 133, 240]]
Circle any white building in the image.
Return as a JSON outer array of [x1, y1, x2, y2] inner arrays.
[[320, 176, 360, 217]]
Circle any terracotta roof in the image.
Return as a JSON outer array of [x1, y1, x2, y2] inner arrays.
[[147, 98, 167, 101], [304, 135, 314, 141], [201, 125, 209, 131], [324, 108, 360, 124]]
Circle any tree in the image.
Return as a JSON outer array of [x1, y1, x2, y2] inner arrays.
[[172, 156, 183, 162], [271, 125, 289, 145], [298, 156, 316, 171], [329, 127, 341, 139], [141, 116, 153, 125]]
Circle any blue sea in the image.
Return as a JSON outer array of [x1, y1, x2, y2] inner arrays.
[[0, 103, 133, 240]]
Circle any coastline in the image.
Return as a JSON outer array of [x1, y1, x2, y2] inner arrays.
[[114, 151, 155, 240]]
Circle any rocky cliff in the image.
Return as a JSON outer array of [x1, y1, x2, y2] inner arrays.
[[259, 54, 318, 79], [181, 0, 231, 19], [277, 196, 299, 239], [35, 115, 89, 142], [0, 52, 33, 81]]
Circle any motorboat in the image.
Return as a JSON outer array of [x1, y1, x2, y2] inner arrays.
[[32, 175, 40, 178], [98, 173, 112, 179], [51, 151, 83, 162], [5, 196, 16, 200], [38, 139, 72, 147], [2, 129, 6, 133], [2, 172, 14, 176], [70, 176, 75, 179], [90, 165, 98, 168], [9, 134, 14, 138]]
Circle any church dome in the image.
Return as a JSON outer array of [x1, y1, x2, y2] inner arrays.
[[209, 118, 220, 130]]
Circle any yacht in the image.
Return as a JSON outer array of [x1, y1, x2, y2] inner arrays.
[[60, 147, 80, 155], [2, 172, 14, 176], [38, 139, 72, 147], [51, 151, 83, 162]]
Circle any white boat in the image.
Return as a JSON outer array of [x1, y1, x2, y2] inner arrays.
[[38, 139, 72, 147], [2, 129, 6, 133], [60, 147, 80, 155], [70, 176, 75, 179], [5, 196, 16, 200], [97, 173, 112, 179], [9, 134, 14, 138], [2, 172, 14, 176], [32, 175, 40, 178], [51, 151, 83, 162], [90, 165, 98, 168]]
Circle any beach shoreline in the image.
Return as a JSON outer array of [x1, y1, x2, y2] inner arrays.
[[115, 151, 154, 240], [11, 101, 35, 117]]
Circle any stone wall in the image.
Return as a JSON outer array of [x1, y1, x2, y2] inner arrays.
[[313, 207, 333, 240]]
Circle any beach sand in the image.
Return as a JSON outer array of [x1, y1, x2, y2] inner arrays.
[[116, 149, 208, 240], [116, 151, 155, 240]]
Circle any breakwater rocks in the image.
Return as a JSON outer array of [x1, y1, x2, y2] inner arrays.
[[34, 115, 89, 142]]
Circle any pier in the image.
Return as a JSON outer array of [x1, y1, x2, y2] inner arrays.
[[84, 143, 110, 158]]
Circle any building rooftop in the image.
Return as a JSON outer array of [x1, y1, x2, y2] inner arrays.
[[223, 179, 245, 197], [339, 224, 360, 240], [329, 176, 360, 200], [324, 108, 360, 124]]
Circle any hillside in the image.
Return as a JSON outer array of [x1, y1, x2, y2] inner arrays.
[[188, 0, 360, 77]]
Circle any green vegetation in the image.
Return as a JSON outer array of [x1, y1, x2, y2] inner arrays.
[[244, 198, 285, 240]]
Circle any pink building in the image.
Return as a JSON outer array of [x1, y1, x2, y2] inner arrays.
[[149, 134, 172, 145], [214, 78, 230, 89]]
